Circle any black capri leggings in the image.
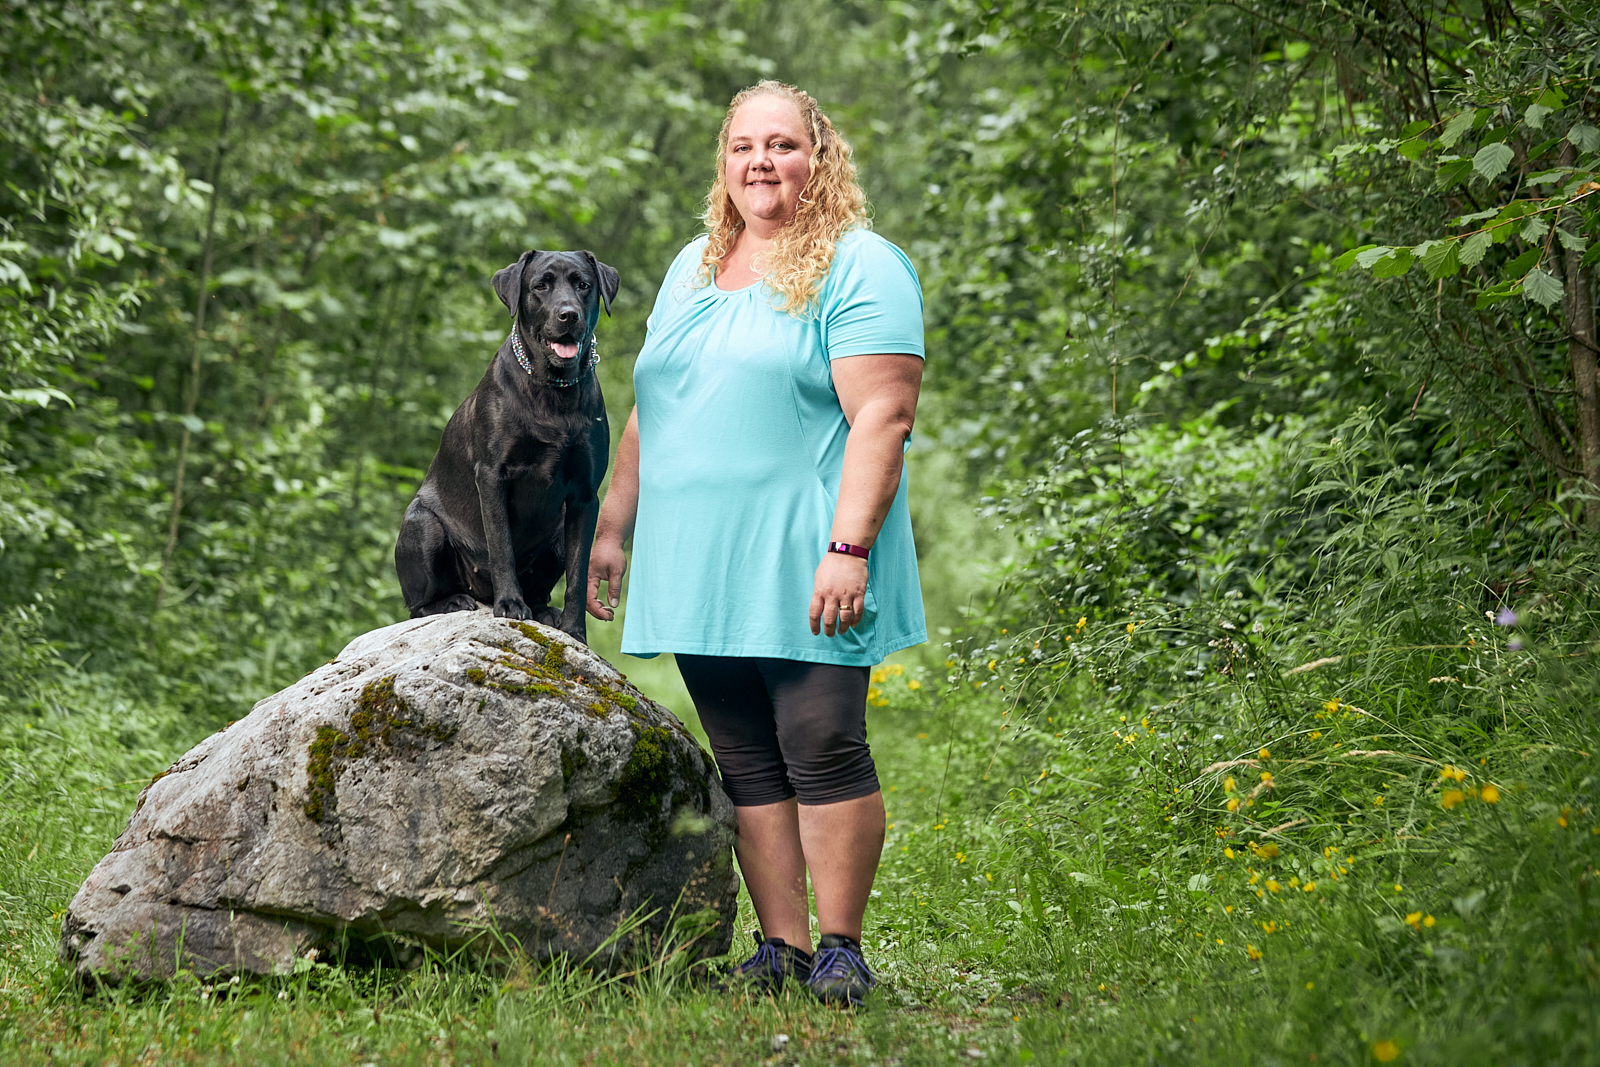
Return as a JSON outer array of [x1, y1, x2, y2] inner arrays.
[[675, 655, 880, 807]]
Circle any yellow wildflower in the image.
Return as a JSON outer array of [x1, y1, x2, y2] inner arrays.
[[1373, 1039, 1400, 1062], [1224, 847, 1235, 859], [1226, 797, 1240, 813], [1288, 876, 1300, 888], [1215, 938, 1224, 945], [1324, 698, 1341, 714], [1437, 765, 1466, 782], [1253, 842, 1279, 859], [1441, 789, 1466, 810], [1126, 622, 1136, 634], [1404, 911, 1422, 929], [1246, 944, 1262, 960], [1423, 914, 1435, 928], [1076, 617, 1087, 631], [1224, 776, 1237, 793], [1480, 783, 1498, 803], [1258, 748, 1271, 760], [1224, 905, 1234, 914], [1306, 981, 1314, 990], [1559, 808, 1570, 828], [1260, 920, 1278, 934], [1260, 771, 1273, 784], [1373, 795, 1385, 806], [1310, 731, 1322, 740], [1302, 881, 1316, 893], [1266, 879, 1281, 893]]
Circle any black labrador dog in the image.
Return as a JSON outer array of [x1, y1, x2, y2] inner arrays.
[[394, 250, 617, 642]]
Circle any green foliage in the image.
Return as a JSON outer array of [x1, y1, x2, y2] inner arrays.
[[893, 416, 1600, 1063], [3, 0, 1599, 1062], [0, 0, 928, 719], [913, 0, 1600, 521]]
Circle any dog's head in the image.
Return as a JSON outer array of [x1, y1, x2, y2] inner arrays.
[[492, 250, 619, 376]]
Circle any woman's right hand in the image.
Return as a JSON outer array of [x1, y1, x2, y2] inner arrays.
[[587, 536, 627, 621], [585, 406, 641, 623]]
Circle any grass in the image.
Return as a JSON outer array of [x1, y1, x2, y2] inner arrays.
[[1, 551, 1598, 1063]]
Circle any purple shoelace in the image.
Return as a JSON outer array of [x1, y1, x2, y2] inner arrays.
[[734, 938, 791, 981], [810, 940, 874, 989]]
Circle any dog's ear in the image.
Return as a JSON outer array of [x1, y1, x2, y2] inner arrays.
[[583, 252, 620, 317], [491, 251, 537, 316]]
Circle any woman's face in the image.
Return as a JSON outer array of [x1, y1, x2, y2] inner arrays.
[[724, 95, 814, 232]]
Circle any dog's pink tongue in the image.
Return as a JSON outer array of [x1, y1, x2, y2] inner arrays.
[[551, 341, 579, 360]]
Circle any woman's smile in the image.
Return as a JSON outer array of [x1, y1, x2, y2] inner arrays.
[[724, 95, 814, 234]]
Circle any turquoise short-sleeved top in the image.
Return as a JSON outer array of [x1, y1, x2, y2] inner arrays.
[[620, 229, 927, 666]]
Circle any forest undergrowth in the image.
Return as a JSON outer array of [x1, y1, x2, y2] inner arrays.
[[0, 417, 1596, 1067], [6, 0, 1600, 1063]]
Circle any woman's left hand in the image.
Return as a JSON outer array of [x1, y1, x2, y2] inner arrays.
[[810, 552, 868, 637]]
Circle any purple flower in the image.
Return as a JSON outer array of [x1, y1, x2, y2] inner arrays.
[[1508, 639, 1524, 652], [1495, 607, 1517, 627]]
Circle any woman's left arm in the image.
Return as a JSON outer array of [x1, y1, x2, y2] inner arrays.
[[810, 353, 924, 638]]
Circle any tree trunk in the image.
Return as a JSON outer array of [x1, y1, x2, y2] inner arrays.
[[156, 92, 230, 608], [1560, 142, 1600, 530]]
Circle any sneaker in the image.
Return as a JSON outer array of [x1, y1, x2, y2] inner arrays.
[[807, 933, 875, 1007], [728, 934, 813, 995]]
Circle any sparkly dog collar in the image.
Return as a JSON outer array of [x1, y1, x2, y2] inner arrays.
[[509, 329, 599, 388]]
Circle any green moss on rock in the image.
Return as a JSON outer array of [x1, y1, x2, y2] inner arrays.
[[472, 636, 579, 702], [303, 675, 457, 824], [614, 722, 676, 820], [560, 742, 590, 784], [579, 681, 640, 719], [495, 680, 565, 699], [511, 621, 550, 646], [135, 767, 173, 813]]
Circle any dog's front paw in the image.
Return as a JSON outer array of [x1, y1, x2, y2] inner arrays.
[[494, 597, 534, 621]]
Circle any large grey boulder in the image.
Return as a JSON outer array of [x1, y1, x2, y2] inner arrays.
[[60, 611, 739, 983]]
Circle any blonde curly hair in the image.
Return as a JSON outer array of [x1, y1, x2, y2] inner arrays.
[[697, 81, 869, 316]]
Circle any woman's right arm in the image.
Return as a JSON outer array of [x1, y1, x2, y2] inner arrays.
[[586, 406, 639, 621]]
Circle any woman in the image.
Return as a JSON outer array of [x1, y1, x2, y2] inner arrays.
[[585, 81, 924, 1006]]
